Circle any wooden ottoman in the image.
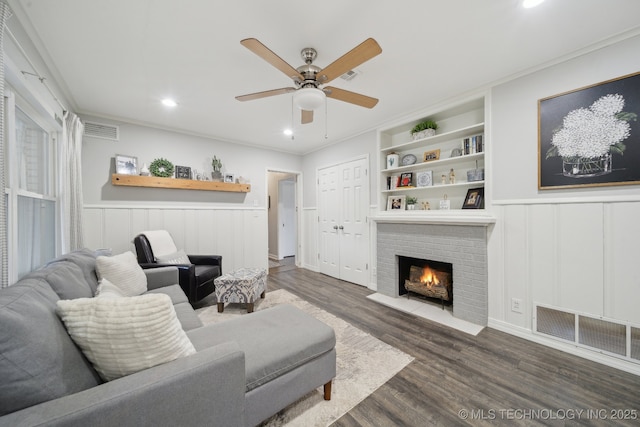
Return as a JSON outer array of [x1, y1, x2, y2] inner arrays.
[[214, 267, 267, 313]]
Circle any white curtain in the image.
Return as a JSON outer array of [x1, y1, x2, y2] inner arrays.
[[0, 2, 12, 287], [59, 112, 85, 252]]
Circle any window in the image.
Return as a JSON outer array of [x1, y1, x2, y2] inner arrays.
[[5, 91, 58, 281]]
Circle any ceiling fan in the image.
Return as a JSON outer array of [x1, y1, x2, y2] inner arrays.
[[235, 38, 382, 124]]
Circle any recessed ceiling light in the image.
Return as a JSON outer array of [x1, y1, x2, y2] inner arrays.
[[522, 0, 544, 8], [283, 129, 293, 136], [161, 98, 178, 107]]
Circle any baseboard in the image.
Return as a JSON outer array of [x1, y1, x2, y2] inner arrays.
[[302, 263, 320, 273]]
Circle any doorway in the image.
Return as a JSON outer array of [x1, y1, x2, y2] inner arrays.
[[267, 170, 300, 268]]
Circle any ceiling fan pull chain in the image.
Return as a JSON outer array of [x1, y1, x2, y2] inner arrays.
[[324, 96, 328, 139], [291, 96, 295, 140]]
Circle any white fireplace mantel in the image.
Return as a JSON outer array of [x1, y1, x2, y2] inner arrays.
[[371, 211, 496, 227]]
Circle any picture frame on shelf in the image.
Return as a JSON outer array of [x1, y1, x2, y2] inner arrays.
[[175, 165, 192, 179], [399, 172, 413, 187], [387, 195, 405, 211], [224, 173, 235, 183], [461, 187, 484, 209], [390, 174, 400, 189], [539, 71, 640, 190], [115, 154, 138, 175], [423, 149, 440, 162], [416, 170, 433, 187]]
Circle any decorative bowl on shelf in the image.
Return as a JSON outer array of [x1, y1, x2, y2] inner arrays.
[[467, 169, 484, 182]]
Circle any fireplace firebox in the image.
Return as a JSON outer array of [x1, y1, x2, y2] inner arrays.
[[398, 256, 453, 307]]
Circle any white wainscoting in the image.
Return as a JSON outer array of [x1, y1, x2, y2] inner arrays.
[[488, 198, 640, 375], [302, 207, 319, 272], [83, 205, 268, 273]]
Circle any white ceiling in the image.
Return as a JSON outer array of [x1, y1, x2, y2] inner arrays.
[[8, 0, 640, 155]]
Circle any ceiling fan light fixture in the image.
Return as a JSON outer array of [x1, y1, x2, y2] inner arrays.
[[293, 87, 325, 111]]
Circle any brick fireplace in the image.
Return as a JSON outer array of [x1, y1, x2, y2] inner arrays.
[[376, 221, 489, 326]]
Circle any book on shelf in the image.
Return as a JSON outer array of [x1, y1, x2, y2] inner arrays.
[[462, 134, 483, 155]]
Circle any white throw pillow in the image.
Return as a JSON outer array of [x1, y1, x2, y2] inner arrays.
[[95, 278, 125, 298], [56, 293, 196, 381], [155, 249, 191, 265], [95, 251, 147, 296]]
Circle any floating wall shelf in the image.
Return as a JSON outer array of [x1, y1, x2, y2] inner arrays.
[[111, 174, 251, 193]]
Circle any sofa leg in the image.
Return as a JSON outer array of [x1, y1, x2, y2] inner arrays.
[[247, 303, 254, 313], [323, 380, 332, 400], [217, 303, 224, 313]]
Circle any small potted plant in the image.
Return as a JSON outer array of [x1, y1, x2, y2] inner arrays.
[[410, 120, 438, 140], [211, 156, 223, 181], [406, 196, 418, 210]]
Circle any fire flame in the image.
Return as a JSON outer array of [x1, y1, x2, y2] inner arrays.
[[420, 266, 440, 286]]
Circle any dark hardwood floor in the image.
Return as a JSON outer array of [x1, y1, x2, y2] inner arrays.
[[267, 266, 640, 426]]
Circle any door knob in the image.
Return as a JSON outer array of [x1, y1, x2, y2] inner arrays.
[[333, 225, 338, 230], [338, 225, 344, 230]]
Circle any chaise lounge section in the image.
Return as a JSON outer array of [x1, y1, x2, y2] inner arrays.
[[0, 249, 336, 427]]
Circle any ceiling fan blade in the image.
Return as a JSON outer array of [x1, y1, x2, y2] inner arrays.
[[317, 38, 382, 84], [301, 110, 314, 124], [324, 86, 378, 108], [235, 87, 296, 102], [240, 38, 304, 81]]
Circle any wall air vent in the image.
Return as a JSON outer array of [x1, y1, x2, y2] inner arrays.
[[340, 69, 359, 81], [84, 121, 119, 141], [534, 303, 640, 365]]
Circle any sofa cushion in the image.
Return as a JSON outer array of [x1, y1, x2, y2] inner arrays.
[[173, 301, 205, 331], [49, 248, 100, 294], [146, 283, 189, 305], [56, 293, 196, 381], [156, 249, 191, 264], [24, 260, 94, 300], [0, 279, 101, 416], [188, 304, 336, 392], [96, 251, 147, 296]]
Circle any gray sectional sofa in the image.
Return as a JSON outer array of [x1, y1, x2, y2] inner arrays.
[[0, 249, 336, 427]]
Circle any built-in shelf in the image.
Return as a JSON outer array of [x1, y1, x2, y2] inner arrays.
[[111, 174, 251, 193]]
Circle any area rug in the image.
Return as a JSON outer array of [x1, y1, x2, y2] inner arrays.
[[196, 289, 414, 427]]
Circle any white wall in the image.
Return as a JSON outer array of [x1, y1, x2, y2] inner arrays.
[[81, 116, 302, 271], [488, 34, 640, 373]]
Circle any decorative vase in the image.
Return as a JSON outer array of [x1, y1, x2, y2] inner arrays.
[[386, 153, 400, 169], [412, 128, 436, 140], [407, 204, 415, 210], [211, 171, 223, 181], [562, 153, 612, 178], [139, 163, 150, 176]]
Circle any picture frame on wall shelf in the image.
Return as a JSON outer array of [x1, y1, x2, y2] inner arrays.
[[423, 149, 440, 162], [461, 187, 484, 209], [399, 172, 413, 187], [175, 165, 192, 179], [387, 195, 406, 211], [538, 71, 640, 190], [416, 170, 433, 187], [224, 173, 235, 183], [115, 154, 138, 175]]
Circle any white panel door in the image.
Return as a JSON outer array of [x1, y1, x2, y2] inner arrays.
[[318, 158, 369, 286], [318, 166, 340, 278]]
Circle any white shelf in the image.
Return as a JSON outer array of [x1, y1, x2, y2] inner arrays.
[[380, 122, 484, 153], [382, 180, 484, 193], [382, 152, 484, 175]]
